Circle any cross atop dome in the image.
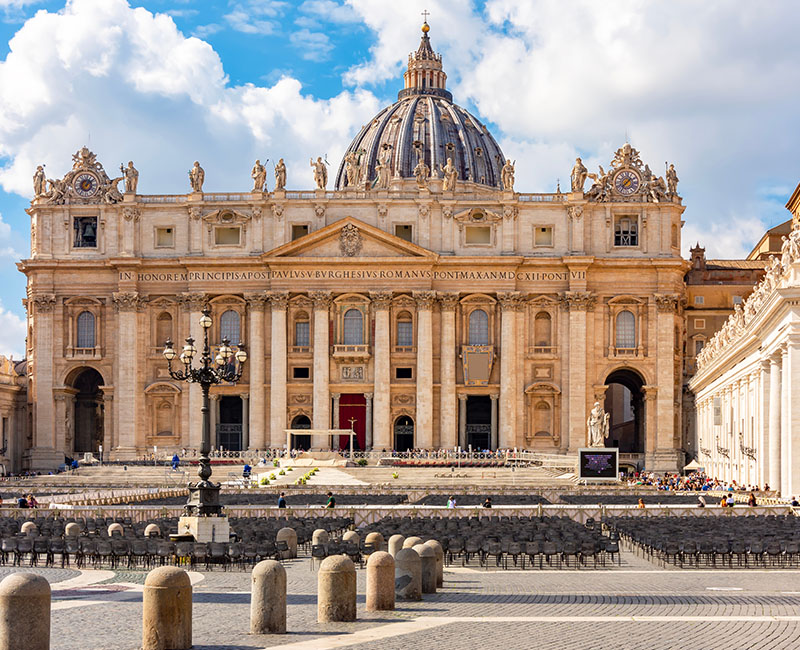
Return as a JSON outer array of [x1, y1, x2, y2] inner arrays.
[[400, 16, 452, 101]]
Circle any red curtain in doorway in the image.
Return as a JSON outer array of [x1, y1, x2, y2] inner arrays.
[[338, 393, 366, 451]]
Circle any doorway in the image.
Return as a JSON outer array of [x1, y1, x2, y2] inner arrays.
[[338, 393, 365, 451], [290, 415, 311, 450], [71, 368, 104, 454], [393, 416, 414, 452], [604, 369, 645, 453], [466, 395, 492, 450], [218, 396, 242, 451]]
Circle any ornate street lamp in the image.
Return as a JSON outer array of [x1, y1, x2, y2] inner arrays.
[[163, 307, 247, 517]]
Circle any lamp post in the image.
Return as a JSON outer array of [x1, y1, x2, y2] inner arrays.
[[163, 307, 247, 516]]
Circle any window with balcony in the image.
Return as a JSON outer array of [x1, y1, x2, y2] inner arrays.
[[615, 310, 636, 349], [76, 311, 95, 348], [343, 309, 364, 345], [614, 216, 638, 247], [468, 309, 489, 345], [220, 310, 241, 344]]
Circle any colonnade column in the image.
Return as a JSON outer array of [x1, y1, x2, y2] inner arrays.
[[332, 394, 341, 430], [365, 393, 373, 450], [245, 293, 268, 450], [179, 293, 206, 452], [458, 395, 467, 449], [497, 293, 519, 449], [113, 292, 146, 453], [759, 359, 771, 488], [241, 394, 249, 451], [561, 292, 594, 451], [781, 345, 790, 497], [311, 291, 332, 449], [268, 292, 288, 448], [490, 394, 499, 451], [414, 292, 435, 449], [439, 293, 458, 450], [370, 292, 392, 450], [787, 339, 800, 497], [100, 389, 113, 460]]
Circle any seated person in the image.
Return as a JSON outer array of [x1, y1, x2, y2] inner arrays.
[[242, 463, 252, 479]]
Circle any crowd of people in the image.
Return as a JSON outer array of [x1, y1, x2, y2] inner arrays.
[[624, 471, 771, 495]]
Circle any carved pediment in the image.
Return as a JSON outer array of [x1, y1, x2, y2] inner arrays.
[[266, 217, 438, 260], [202, 209, 251, 232], [525, 381, 561, 395], [452, 207, 502, 225]]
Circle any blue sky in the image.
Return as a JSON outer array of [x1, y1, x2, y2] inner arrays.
[[0, 0, 799, 357]]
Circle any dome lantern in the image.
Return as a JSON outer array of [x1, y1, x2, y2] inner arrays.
[[400, 22, 451, 101]]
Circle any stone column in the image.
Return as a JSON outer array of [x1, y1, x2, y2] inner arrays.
[[781, 345, 790, 497], [458, 395, 467, 449], [787, 339, 800, 497], [241, 394, 249, 451], [100, 389, 114, 457], [561, 292, 594, 451], [245, 293, 268, 450], [497, 292, 519, 449], [311, 291, 332, 448], [643, 385, 658, 457], [365, 393, 374, 450], [652, 294, 679, 471], [332, 394, 341, 429], [179, 292, 206, 452], [759, 359, 771, 488], [209, 394, 219, 448], [268, 292, 288, 449], [113, 292, 147, 454], [414, 292, 435, 449], [439, 293, 458, 450], [371, 292, 392, 451], [490, 394, 499, 451]]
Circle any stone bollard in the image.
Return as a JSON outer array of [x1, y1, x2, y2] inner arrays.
[[107, 522, 124, 537], [20, 521, 37, 537], [0, 573, 51, 649], [250, 560, 287, 634], [365, 531, 384, 553], [64, 523, 81, 538], [144, 524, 161, 538], [388, 534, 405, 558], [413, 544, 437, 594], [276, 527, 298, 559], [317, 555, 357, 622], [394, 548, 421, 601], [402, 536, 423, 549], [312, 528, 329, 549], [142, 567, 192, 650], [365, 551, 394, 612], [424, 540, 444, 588], [342, 530, 359, 546]]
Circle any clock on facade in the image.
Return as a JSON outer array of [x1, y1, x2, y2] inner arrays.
[[73, 172, 99, 198], [613, 170, 640, 196]]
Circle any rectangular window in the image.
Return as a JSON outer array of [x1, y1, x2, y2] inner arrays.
[[694, 318, 706, 329], [732, 295, 742, 305], [695, 340, 704, 356], [291, 225, 309, 240], [396, 321, 413, 347], [694, 296, 704, 305], [155, 227, 174, 248], [395, 224, 413, 242], [294, 321, 310, 347], [465, 225, 491, 245], [214, 227, 241, 245], [292, 366, 310, 379], [73, 217, 98, 248], [534, 226, 553, 247], [395, 367, 413, 379], [614, 216, 638, 247]]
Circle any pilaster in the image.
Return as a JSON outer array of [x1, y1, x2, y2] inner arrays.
[[371, 291, 392, 450], [268, 291, 288, 448], [438, 293, 459, 450], [414, 291, 435, 449], [311, 291, 332, 448]]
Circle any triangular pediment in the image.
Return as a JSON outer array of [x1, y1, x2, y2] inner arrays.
[[266, 217, 438, 260]]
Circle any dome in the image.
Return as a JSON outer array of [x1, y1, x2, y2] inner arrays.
[[335, 24, 507, 191]]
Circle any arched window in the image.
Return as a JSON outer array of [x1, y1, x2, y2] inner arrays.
[[156, 312, 172, 348], [294, 311, 310, 347], [468, 309, 489, 345], [76, 311, 95, 348], [615, 310, 636, 348], [534, 312, 552, 347], [220, 310, 241, 344], [396, 311, 413, 347], [343, 309, 363, 345]]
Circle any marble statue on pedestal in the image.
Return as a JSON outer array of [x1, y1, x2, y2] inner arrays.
[[587, 401, 610, 447]]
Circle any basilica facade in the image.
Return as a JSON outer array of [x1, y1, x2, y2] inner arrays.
[[18, 25, 687, 472]]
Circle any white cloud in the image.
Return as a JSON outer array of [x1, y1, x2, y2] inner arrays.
[[299, 0, 359, 24], [224, 0, 288, 34], [290, 28, 333, 62], [0, 299, 25, 359]]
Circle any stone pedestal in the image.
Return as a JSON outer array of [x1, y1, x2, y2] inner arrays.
[[23, 448, 64, 472], [178, 515, 230, 543]]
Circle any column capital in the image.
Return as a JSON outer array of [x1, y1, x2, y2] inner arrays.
[[112, 291, 149, 312], [497, 291, 522, 312], [244, 292, 270, 310], [558, 291, 596, 312], [30, 293, 56, 313], [438, 292, 460, 311], [655, 293, 681, 313], [643, 384, 658, 401], [490, 393, 499, 401], [364, 392, 374, 400], [310, 290, 333, 309], [177, 292, 207, 312], [240, 394, 249, 402], [331, 393, 341, 400], [267, 291, 289, 310], [458, 394, 468, 402], [369, 291, 393, 310], [209, 393, 221, 401], [413, 291, 436, 310]]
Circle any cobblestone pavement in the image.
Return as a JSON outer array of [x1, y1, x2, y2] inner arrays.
[[3, 551, 799, 649]]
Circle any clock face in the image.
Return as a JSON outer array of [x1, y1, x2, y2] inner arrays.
[[73, 172, 99, 198], [614, 170, 640, 196]]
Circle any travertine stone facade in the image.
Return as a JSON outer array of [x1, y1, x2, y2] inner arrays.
[[18, 25, 688, 472]]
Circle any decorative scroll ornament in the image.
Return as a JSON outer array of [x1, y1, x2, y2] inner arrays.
[[38, 147, 124, 206], [339, 223, 362, 257]]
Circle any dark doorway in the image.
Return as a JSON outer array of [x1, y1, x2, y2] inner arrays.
[[218, 396, 242, 451], [338, 393, 365, 451], [291, 415, 311, 450], [604, 369, 645, 453], [394, 416, 414, 452], [466, 395, 492, 450], [72, 368, 104, 454]]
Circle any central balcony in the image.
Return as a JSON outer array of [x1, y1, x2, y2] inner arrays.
[[332, 344, 371, 362]]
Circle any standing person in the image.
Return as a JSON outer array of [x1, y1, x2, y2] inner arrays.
[[277, 492, 287, 509], [446, 496, 456, 509], [171, 453, 180, 471], [482, 497, 492, 509], [637, 498, 646, 509], [697, 495, 706, 508], [27, 495, 38, 509], [726, 494, 735, 508], [325, 492, 336, 509], [748, 492, 757, 507], [16, 495, 27, 509]]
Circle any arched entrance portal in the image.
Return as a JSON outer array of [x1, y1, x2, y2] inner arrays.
[[71, 368, 104, 455], [604, 369, 645, 453], [394, 416, 414, 452], [290, 415, 311, 451]]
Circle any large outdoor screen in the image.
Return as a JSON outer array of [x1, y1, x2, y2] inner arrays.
[[578, 448, 619, 480]]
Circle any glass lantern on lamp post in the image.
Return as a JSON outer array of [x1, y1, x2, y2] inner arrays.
[[163, 306, 247, 516]]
